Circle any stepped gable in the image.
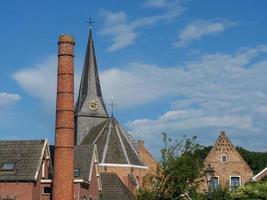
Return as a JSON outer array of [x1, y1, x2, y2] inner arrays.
[[81, 117, 145, 166], [202, 131, 253, 189], [100, 172, 136, 200], [206, 131, 252, 171], [0, 140, 47, 181], [213, 131, 235, 152], [205, 131, 248, 163]]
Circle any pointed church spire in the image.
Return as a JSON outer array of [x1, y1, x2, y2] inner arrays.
[[75, 29, 108, 117]]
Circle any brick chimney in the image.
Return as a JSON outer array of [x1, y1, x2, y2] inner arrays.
[[52, 35, 75, 200]]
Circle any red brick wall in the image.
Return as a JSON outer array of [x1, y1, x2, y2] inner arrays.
[[99, 166, 147, 191], [138, 140, 158, 174], [0, 182, 34, 200], [74, 163, 100, 200], [198, 133, 253, 192], [53, 35, 75, 200]]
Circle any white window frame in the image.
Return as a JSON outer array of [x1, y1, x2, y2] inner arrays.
[[229, 176, 241, 188], [211, 176, 220, 188], [221, 154, 228, 162]]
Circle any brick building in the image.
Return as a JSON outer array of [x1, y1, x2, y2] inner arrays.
[[0, 29, 157, 200], [74, 29, 158, 199], [0, 140, 101, 200], [0, 140, 52, 200], [199, 131, 253, 191]]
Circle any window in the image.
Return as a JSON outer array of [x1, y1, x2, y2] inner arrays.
[[211, 176, 219, 189], [74, 168, 80, 177], [221, 155, 228, 162], [43, 187, 51, 195], [1, 162, 15, 171], [230, 176, 241, 189]]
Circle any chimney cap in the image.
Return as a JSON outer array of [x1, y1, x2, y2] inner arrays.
[[58, 35, 75, 44]]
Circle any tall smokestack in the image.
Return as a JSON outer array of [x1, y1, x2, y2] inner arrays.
[[52, 35, 75, 200]]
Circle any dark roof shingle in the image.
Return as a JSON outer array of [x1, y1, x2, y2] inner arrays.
[[81, 117, 144, 166], [100, 173, 136, 200], [74, 145, 94, 181], [0, 140, 46, 181]]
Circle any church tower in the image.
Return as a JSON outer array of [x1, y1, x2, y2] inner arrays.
[[75, 28, 158, 196], [75, 30, 108, 145]]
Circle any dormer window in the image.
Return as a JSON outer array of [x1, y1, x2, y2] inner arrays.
[[221, 155, 228, 162], [1, 162, 16, 171], [74, 169, 80, 177]]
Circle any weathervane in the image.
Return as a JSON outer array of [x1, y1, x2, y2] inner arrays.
[[109, 97, 116, 117], [85, 17, 95, 29]]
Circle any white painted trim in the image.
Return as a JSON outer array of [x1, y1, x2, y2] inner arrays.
[[212, 176, 220, 188], [74, 179, 90, 184], [41, 162, 45, 178], [41, 179, 52, 183], [118, 125, 140, 158], [40, 178, 90, 184], [89, 145, 98, 182], [115, 122, 130, 164], [99, 163, 148, 169], [34, 139, 48, 180], [101, 121, 112, 163], [229, 175, 241, 187], [92, 120, 109, 144], [252, 167, 267, 181], [221, 154, 228, 162]]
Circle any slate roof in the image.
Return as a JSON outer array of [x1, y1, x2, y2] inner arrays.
[[74, 145, 94, 181], [100, 173, 136, 200], [81, 117, 145, 166], [0, 140, 46, 181], [50, 144, 95, 182], [75, 29, 108, 117]]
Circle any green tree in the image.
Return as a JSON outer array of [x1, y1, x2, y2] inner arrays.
[[137, 133, 204, 200], [230, 181, 267, 200], [236, 146, 267, 174]]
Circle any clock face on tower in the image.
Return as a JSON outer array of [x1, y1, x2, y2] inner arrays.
[[88, 100, 99, 111]]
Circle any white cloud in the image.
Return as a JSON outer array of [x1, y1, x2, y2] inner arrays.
[[99, 1, 184, 52], [99, 11, 137, 52], [11, 45, 267, 153], [12, 56, 81, 110], [100, 45, 267, 154], [100, 63, 180, 107], [176, 20, 237, 47], [12, 56, 57, 108], [101, 45, 267, 111], [0, 92, 21, 111]]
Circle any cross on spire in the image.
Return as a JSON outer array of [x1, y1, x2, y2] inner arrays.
[[85, 17, 95, 29], [109, 97, 116, 117]]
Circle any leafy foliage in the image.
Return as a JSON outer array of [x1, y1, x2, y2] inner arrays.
[[230, 181, 267, 200], [137, 134, 267, 200], [137, 133, 204, 200], [236, 146, 267, 174]]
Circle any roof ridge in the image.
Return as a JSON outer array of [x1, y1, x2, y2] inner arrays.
[[114, 120, 130, 164]]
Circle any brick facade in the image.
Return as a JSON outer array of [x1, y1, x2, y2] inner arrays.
[[138, 140, 158, 174], [198, 131, 253, 192]]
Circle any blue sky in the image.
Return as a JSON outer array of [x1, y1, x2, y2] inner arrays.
[[1, 0, 267, 157]]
